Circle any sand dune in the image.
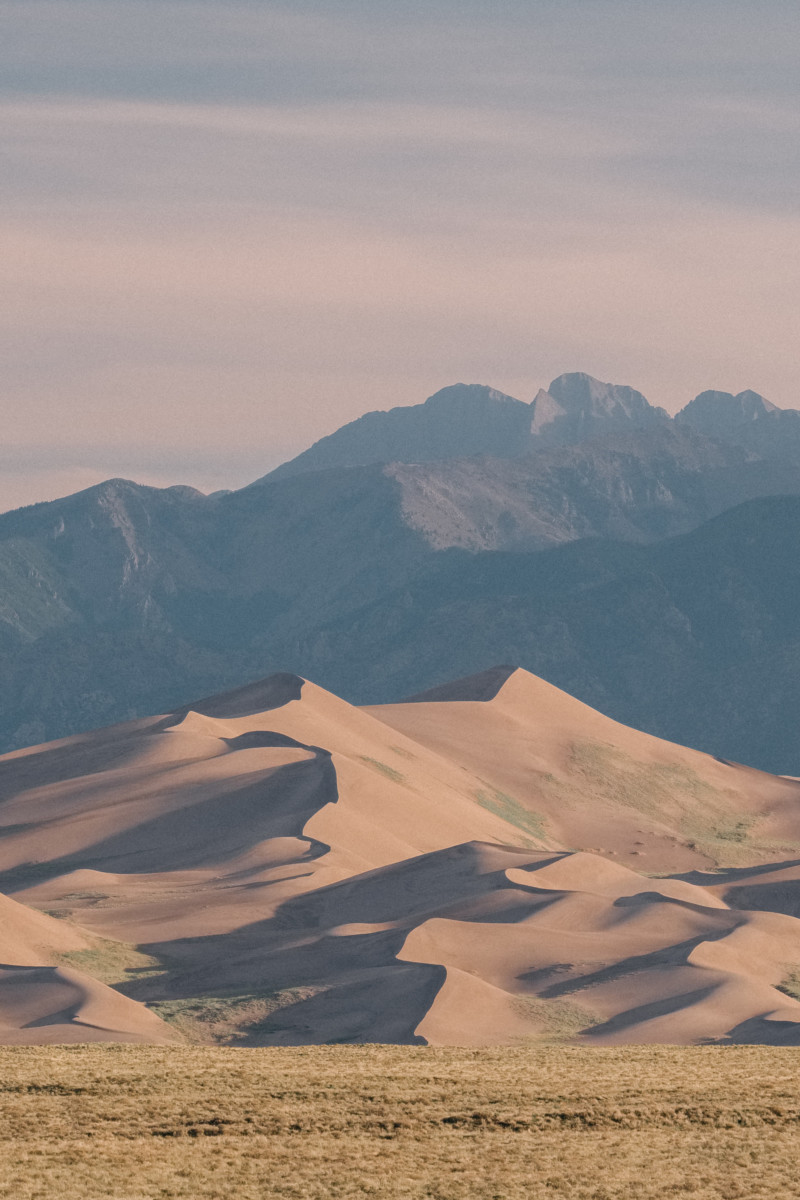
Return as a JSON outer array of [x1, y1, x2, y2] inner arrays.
[[0, 891, 176, 1044], [366, 666, 800, 872], [398, 851, 800, 1045], [0, 963, 179, 1046], [0, 889, 91, 964], [1, 666, 800, 1046]]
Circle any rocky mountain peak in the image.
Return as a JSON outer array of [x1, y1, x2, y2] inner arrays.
[[547, 372, 664, 419], [675, 389, 780, 437], [253, 372, 797, 484], [526, 373, 669, 444], [529, 388, 567, 436]]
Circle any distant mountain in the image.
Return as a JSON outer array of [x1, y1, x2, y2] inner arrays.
[[676, 387, 800, 464], [534, 372, 670, 443], [293, 495, 800, 775], [0, 445, 798, 770], [0, 370, 798, 771], [0, 469, 431, 749], [384, 425, 799, 550], [260, 371, 800, 484], [260, 383, 533, 480], [258, 372, 671, 482], [676, 388, 779, 437]]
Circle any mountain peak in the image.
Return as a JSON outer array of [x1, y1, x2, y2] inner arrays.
[[547, 372, 663, 418], [422, 383, 527, 410], [252, 373, 794, 486], [256, 373, 678, 483], [257, 384, 531, 482], [676, 389, 780, 437], [527, 372, 670, 443]]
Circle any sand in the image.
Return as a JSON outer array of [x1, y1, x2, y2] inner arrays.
[[1, 666, 799, 1045]]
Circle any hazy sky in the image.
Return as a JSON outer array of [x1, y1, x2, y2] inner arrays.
[[2, 0, 799, 510]]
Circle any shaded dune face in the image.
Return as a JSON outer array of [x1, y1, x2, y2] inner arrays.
[[399, 664, 517, 703], [0, 963, 179, 1046], [2, 668, 800, 1046], [0, 892, 178, 1045]]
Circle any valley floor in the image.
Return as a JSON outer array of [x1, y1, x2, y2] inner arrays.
[[3, 1045, 800, 1199]]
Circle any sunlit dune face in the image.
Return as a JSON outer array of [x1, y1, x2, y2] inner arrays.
[[3, 665, 800, 1048]]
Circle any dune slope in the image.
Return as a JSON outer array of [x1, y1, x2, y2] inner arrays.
[[366, 666, 800, 872], [0, 891, 176, 1045], [1, 668, 800, 1046]]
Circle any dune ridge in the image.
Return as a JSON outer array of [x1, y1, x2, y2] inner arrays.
[[1, 666, 800, 1045], [0, 891, 176, 1044]]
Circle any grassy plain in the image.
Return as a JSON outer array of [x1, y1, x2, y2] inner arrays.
[[3, 1045, 800, 1199]]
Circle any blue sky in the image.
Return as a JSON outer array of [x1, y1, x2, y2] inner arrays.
[[1, 1, 799, 508]]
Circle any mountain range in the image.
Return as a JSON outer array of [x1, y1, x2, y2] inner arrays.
[[260, 372, 799, 479], [0, 372, 797, 774], [3, 666, 800, 1047]]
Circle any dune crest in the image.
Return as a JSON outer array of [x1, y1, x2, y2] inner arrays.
[[1, 668, 800, 1046], [366, 665, 800, 873]]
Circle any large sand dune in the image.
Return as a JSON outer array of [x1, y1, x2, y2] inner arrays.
[[1, 667, 800, 1046], [0, 891, 176, 1044]]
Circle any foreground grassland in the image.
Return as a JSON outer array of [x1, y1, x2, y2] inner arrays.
[[3, 1045, 800, 1199]]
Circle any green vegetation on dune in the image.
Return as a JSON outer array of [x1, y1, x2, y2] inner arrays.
[[708, 816, 754, 844], [359, 755, 406, 783], [54, 938, 167, 987], [566, 741, 722, 822], [777, 968, 800, 1003], [474, 786, 548, 846], [357, 756, 551, 851], [511, 995, 600, 1041], [389, 744, 416, 759], [149, 987, 328, 1044], [2, 1045, 800, 1199], [564, 739, 793, 864]]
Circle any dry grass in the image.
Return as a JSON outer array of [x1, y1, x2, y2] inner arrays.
[[563, 740, 797, 864], [473, 786, 548, 847], [359, 755, 406, 784], [54, 938, 166, 986], [777, 968, 800, 1002], [148, 987, 328, 1044], [2, 1044, 800, 1198]]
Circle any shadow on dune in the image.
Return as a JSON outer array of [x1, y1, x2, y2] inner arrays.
[[0, 674, 305, 809], [0, 963, 85, 1030], [0, 720, 164, 797], [131, 842, 540, 970], [532, 925, 738, 1000], [673, 857, 800, 888], [239, 962, 446, 1046], [125, 924, 445, 1045], [265, 842, 555, 933], [713, 1015, 800, 1046], [725, 881, 800, 919], [124, 844, 751, 1046], [672, 858, 800, 918], [119, 843, 555, 1043], [0, 734, 338, 889], [399, 664, 516, 704], [173, 673, 305, 720], [583, 985, 720, 1039]]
